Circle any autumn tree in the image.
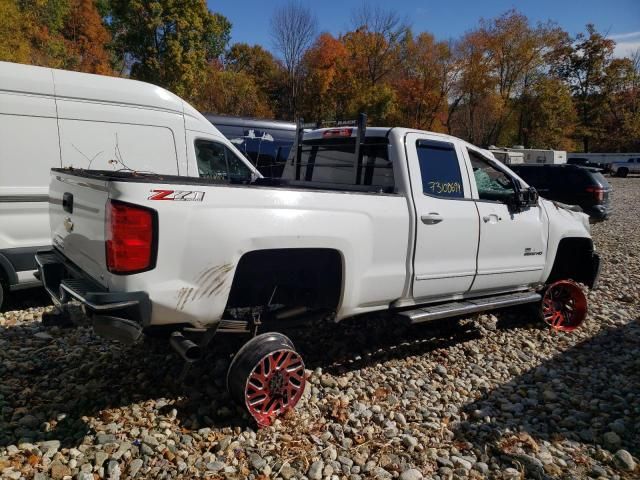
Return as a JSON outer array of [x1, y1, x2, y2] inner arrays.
[[63, 0, 113, 74], [298, 33, 349, 123], [270, 1, 317, 119], [448, 30, 498, 144], [0, 0, 31, 63], [394, 32, 458, 130], [347, 4, 409, 86], [106, 0, 231, 101], [599, 54, 640, 151]]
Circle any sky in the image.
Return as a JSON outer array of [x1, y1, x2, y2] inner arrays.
[[209, 0, 640, 58]]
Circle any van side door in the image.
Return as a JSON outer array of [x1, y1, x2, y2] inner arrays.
[[466, 148, 548, 293], [405, 133, 480, 300]]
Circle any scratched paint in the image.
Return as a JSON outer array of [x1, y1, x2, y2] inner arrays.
[[176, 264, 233, 310]]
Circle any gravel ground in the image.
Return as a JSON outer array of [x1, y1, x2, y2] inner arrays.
[[1, 177, 638, 480]]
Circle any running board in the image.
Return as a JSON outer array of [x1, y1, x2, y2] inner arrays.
[[397, 291, 541, 324]]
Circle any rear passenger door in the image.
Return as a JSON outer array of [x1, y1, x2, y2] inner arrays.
[[405, 133, 479, 300]]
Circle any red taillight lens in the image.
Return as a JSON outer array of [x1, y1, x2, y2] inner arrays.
[[585, 186, 605, 202], [322, 128, 353, 138], [106, 200, 156, 274]]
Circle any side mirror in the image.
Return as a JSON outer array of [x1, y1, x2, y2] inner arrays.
[[526, 187, 539, 206], [509, 187, 538, 213]]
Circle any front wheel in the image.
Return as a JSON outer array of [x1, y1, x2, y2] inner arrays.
[[541, 280, 587, 332], [227, 332, 306, 426], [617, 168, 629, 178]]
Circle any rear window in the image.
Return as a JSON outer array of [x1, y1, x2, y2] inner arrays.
[[282, 137, 394, 192]]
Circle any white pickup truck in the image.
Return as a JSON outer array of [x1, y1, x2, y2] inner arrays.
[[36, 116, 600, 425], [610, 157, 640, 177]]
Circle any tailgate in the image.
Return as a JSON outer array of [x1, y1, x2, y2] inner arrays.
[[49, 170, 109, 287]]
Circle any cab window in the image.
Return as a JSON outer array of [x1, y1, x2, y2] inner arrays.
[[416, 140, 464, 198], [468, 149, 517, 203], [195, 140, 252, 183]]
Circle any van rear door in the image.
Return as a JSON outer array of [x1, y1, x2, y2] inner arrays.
[[49, 170, 110, 287]]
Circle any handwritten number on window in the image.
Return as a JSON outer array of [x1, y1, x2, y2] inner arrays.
[[427, 181, 461, 195]]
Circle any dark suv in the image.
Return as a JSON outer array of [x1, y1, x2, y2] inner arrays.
[[509, 164, 612, 221]]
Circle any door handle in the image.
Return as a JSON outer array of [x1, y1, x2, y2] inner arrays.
[[421, 213, 443, 225], [482, 214, 502, 223]]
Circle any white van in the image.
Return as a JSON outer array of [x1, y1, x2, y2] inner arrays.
[[0, 61, 259, 308]]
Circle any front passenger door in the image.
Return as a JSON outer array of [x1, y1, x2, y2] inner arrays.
[[467, 149, 548, 293]]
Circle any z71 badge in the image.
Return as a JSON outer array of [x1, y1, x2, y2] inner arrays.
[[148, 189, 205, 201]]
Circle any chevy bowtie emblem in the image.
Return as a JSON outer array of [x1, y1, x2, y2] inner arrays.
[[64, 217, 74, 233]]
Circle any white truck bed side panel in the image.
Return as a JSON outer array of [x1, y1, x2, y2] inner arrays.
[[106, 183, 411, 326]]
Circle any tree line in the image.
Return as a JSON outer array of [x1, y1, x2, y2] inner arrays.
[[1, 0, 638, 152]]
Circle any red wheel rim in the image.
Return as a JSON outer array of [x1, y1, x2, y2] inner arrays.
[[542, 280, 587, 332], [244, 349, 305, 426]]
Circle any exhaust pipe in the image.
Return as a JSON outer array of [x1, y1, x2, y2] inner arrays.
[[170, 331, 202, 362]]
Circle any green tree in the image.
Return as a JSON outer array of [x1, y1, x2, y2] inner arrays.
[[195, 66, 272, 118], [106, 0, 231, 100], [225, 42, 284, 115], [553, 24, 615, 152], [519, 77, 576, 149]]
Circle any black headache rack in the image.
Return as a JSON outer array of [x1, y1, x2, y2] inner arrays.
[[294, 113, 367, 184], [272, 113, 396, 194], [35, 249, 151, 332]]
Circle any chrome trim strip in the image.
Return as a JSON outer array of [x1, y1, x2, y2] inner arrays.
[[415, 271, 475, 281]]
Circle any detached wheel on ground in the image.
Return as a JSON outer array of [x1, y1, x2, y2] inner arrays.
[[227, 332, 306, 427], [542, 280, 587, 332]]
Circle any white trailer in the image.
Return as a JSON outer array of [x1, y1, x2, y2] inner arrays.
[[488, 147, 525, 165], [508, 148, 567, 164]]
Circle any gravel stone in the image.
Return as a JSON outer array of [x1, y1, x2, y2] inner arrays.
[[613, 449, 636, 472], [308, 460, 324, 480], [128, 458, 143, 477], [399, 468, 423, 480]]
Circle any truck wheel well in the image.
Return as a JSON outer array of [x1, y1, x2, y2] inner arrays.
[[547, 238, 597, 288], [225, 248, 343, 312]]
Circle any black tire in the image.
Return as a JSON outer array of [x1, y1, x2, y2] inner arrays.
[[227, 332, 305, 426], [617, 168, 629, 178]]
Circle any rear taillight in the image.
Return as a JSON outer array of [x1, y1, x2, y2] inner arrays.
[[585, 186, 605, 202], [322, 128, 353, 138], [106, 200, 157, 274]]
